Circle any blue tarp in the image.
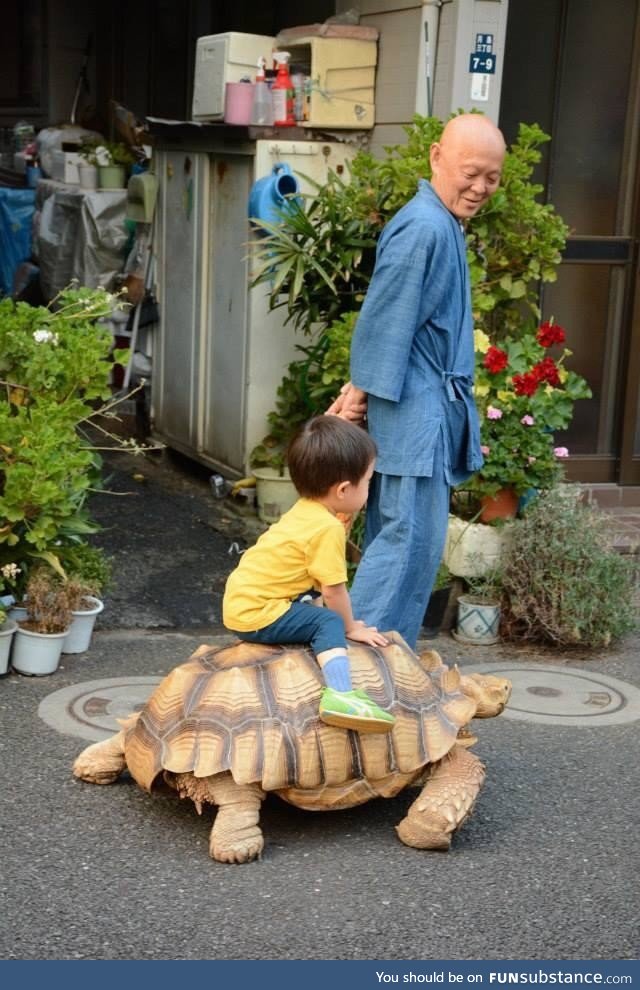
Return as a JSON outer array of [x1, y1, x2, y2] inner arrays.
[[0, 188, 36, 296]]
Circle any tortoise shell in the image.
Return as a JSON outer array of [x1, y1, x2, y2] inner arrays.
[[124, 634, 476, 793]]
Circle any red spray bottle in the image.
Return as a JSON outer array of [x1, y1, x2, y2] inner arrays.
[[271, 51, 295, 126]]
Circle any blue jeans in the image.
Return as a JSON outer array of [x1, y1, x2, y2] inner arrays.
[[233, 600, 346, 655], [350, 443, 450, 650]]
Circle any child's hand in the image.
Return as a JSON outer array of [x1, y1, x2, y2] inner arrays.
[[346, 622, 389, 648]]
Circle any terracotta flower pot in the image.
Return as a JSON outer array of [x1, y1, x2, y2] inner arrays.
[[479, 487, 519, 523]]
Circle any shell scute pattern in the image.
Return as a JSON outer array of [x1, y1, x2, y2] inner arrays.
[[124, 635, 476, 793]]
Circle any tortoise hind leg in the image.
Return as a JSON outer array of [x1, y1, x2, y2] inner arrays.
[[73, 728, 128, 785], [206, 773, 266, 864], [395, 745, 486, 850]]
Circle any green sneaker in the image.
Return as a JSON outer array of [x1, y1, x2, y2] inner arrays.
[[319, 687, 395, 734]]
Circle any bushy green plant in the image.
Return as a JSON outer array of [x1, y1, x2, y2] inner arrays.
[[500, 487, 638, 647], [0, 286, 131, 584]]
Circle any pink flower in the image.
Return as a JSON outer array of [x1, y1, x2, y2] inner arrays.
[[554, 446, 569, 458], [528, 456, 537, 464], [481, 445, 491, 455], [521, 414, 535, 426], [486, 406, 503, 420]]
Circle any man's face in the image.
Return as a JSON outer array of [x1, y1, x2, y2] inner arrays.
[[429, 140, 503, 220]]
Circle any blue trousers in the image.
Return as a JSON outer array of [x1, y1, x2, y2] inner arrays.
[[234, 600, 346, 655], [350, 446, 450, 650]]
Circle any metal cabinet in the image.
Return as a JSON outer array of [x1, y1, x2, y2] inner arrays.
[[151, 127, 354, 475]]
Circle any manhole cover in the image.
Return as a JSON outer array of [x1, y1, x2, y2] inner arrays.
[[462, 663, 640, 726], [39, 676, 162, 741]]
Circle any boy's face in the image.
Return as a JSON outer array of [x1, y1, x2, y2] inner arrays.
[[341, 460, 376, 514]]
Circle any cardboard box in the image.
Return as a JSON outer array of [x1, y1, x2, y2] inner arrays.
[[50, 150, 82, 184]]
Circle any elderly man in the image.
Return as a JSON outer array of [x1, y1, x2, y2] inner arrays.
[[330, 114, 506, 649]]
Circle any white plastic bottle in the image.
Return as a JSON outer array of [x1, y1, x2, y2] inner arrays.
[[250, 57, 274, 126]]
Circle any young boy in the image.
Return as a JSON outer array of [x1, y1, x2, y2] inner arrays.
[[223, 415, 395, 733]]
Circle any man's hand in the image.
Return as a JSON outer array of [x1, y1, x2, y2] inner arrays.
[[346, 622, 389, 648], [326, 382, 368, 424]]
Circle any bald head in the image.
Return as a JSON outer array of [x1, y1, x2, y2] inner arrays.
[[429, 114, 506, 219]]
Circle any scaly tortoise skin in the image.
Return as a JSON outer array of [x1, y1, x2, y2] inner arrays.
[[73, 634, 511, 862]]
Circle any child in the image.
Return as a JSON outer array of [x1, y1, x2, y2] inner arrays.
[[223, 415, 395, 733]]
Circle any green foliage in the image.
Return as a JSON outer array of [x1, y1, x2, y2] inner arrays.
[[500, 487, 638, 647], [0, 287, 130, 586], [60, 542, 114, 596]]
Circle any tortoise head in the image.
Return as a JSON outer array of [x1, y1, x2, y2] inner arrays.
[[459, 672, 512, 718]]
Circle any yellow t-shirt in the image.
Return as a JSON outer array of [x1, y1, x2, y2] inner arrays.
[[223, 498, 347, 632]]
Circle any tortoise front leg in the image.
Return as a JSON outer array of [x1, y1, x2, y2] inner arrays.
[[207, 773, 266, 864], [395, 745, 486, 850], [73, 728, 128, 785]]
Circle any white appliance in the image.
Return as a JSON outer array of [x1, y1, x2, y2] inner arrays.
[[152, 131, 355, 475], [191, 32, 275, 121]]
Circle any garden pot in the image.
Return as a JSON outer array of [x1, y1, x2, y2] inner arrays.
[[444, 515, 511, 578], [422, 586, 452, 639], [7, 604, 28, 623], [98, 164, 126, 189], [479, 487, 519, 523], [454, 595, 500, 645], [78, 163, 98, 190], [62, 596, 104, 654], [253, 468, 298, 524], [0, 619, 17, 675], [11, 625, 69, 676]]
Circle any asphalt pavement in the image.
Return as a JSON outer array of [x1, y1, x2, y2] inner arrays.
[[1, 447, 638, 961]]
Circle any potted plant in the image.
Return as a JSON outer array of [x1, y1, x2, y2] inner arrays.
[[463, 320, 592, 521], [94, 142, 135, 190], [77, 141, 100, 190], [454, 563, 503, 646], [61, 544, 113, 654], [499, 486, 637, 647], [11, 568, 73, 676], [0, 605, 17, 676]]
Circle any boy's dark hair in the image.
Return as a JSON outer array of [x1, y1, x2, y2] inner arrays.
[[286, 415, 377, 498]]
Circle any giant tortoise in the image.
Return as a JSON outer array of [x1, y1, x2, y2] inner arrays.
[[73, 635, 510, 862]]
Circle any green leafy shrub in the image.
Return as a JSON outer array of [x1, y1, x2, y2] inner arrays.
[[500, 487, 638, 647], [0, 287, 130, 586]]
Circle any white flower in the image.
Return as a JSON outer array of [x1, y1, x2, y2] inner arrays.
[[33, 329, 59, 345], [1, 563, 21, 580]]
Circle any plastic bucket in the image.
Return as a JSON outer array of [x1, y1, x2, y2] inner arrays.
[[0, 619, 17, 675]]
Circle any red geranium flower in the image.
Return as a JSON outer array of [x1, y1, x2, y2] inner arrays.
[[537, 321, 566, 348], [533, 356, 561, 387], [483, 346, 509, 374], [512, 372, 539, 397]]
